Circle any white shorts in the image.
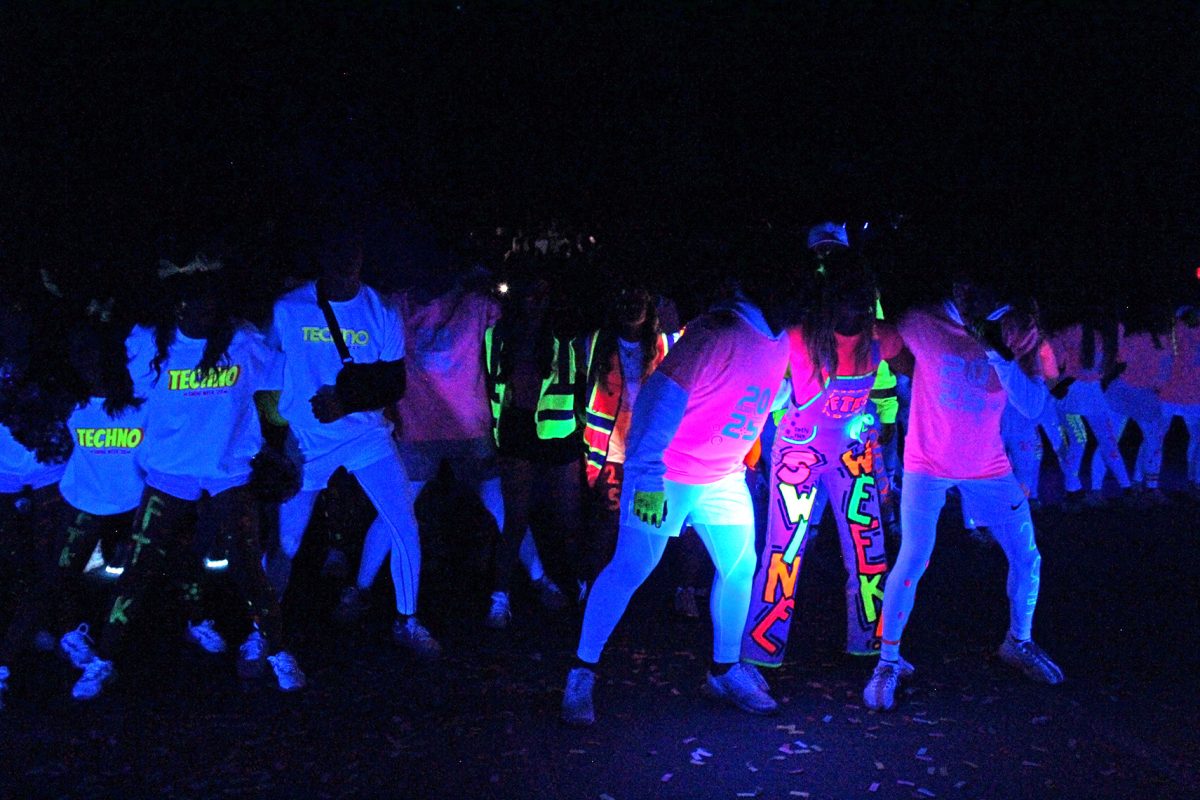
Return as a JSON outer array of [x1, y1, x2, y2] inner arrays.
[[620, 470, 754, 537]]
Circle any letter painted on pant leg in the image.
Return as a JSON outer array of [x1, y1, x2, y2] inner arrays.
[[749, 596, 794, 656], [108, 595, 133, 625]]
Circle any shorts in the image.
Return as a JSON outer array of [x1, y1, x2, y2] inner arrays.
[[397, 436, 499, 484], [620, 470, 754, 537], [902, 470, 1028, 528]]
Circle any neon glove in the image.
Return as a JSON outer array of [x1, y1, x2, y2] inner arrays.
[[633, 490, 668, 528]]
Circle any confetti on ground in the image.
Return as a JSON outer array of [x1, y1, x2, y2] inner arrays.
[[917, 788, 936, 797], [661, 773, 673, 782], [868, 781, 880, 792]]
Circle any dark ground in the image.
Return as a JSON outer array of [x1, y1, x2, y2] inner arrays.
[[2, 425, 1198, 800]]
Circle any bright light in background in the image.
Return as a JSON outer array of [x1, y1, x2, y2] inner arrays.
[[497, 282, 509, 295]]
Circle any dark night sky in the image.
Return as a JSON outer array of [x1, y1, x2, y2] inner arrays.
[[2, 1, 1198, 314]]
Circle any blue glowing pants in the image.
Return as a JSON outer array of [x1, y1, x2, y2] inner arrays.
[[276, 450, 421, 615], [1001, 402, 1044, 501], [576, 474, 757, 665], [358, 468, 505, 598], [741, 437, 887, 666], [1062, 380, 1131, 491], [1050, 401, 1089, 494], [1100, 381, 1166, 488], [879, 471, 1041, 662]]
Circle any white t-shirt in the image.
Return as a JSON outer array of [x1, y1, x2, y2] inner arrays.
[[0, 422, 66, 493], [606, 338, 645, 465], [269, 282, 405, 467], [59, 398, 148, 515], [127, 324, 280, 500]]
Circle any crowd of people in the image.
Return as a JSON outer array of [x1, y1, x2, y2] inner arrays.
[[2, 213, 1198, 727]]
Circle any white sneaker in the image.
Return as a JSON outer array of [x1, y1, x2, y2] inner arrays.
[[485, 592, 512, 630], [186, 620, 228, 654], [561, 666, 597, 726], [392, 617, 442, 660], [60, 624, 98, 669], [238, 629, 268, 680], [702, 663, 778, 715], [863, 656, 916, 711], [267, 650, 307, 692], [72, 658, 115, 701]]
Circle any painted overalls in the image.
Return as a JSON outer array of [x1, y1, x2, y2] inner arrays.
[[742, 344, 888, 664]]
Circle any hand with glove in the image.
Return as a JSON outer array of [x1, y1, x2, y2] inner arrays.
[[630, 473, 669, 528]]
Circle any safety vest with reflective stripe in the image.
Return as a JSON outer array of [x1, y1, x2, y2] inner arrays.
[[582, 329, 682, 486], [484, 326, 589, 445]]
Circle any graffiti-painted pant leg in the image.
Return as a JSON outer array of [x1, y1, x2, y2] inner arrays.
[[829, 444, 888, 654], [97, 487, 198, 659], [1052, 403, 1087, 493], [741, 444, 822, 667]]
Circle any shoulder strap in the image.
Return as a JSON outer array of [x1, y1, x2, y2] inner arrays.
[[316, 284, 353, 365]]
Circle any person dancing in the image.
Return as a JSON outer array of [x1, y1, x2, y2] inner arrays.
[[863, 276, 1064, 712]]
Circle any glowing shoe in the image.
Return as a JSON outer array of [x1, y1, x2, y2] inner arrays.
[[60, 624, 98, 669], [561, 666, 596, 727], [186, 620, 228, 654], [863, 656, 916, 711], [267, 650, 307, 692], [485, 591, 511, 630], [701, 663, 779, 715], [72, 657, 115, 701], [237, 629, 268, 680], [392, 617, 442, 660], [997, 634, 1064, 685]]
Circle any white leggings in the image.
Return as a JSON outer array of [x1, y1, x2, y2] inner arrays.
[[278, 451, 422, 615], [576, 475, 757, 665], [879, 471, 1041, 660], [354, 474, 544, 590]]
